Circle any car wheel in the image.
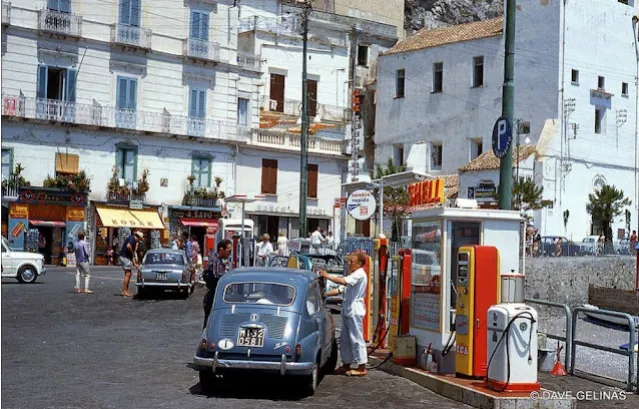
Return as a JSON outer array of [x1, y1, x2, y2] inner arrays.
[[17, 265, 38, 284], [301, 360, 319, 396], [199, 369, 216, 394], [323, 338, 339, 375]]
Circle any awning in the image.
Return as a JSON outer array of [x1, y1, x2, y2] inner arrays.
[[96, 206, 165, 229], [55, 153, 79, 174], [180, 218, 217, 228], [30, 220, 66, 227]]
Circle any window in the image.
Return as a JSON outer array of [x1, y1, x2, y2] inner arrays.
[[594, 108, 605, 134], [192, 157, 211, 188], [433, 62, 443, 93], [306, 283, 321, 315], [431, 143, 442, 170], [571, 69, 579, 84], [598, 76, 605, 90], [357, 45, 369, 66], [622, 82, 629, 96], [396, 69, 405, 98], [190, 10, 209, 40], [119, 0, 141, 26], [237, 97, 249, 126], [116, 76, 137, 128], [269, 73, 285, 112], [472, 56, 484, 87], [188, 88, 206, 136], [307, 164, 318, 198], [307, 79, 318, 117], [37, 65, 76, 102], [471, 138, 483, 160], [116, 145, 137, 184], [393, 144, 404, 167], [48, 0, 71, 13], [261, 159, 278, 195], [223, 283, 295, 306], [2, 149, 13, 181]]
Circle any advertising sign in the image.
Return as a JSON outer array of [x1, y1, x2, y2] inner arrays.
[[411, 291, 441, 332], [468, 180, 497, 202], [66, 207, 85, 221], [408, 179, 445, 206], [9, 204, 29, 219], [346, 190, 376, 221], [7, 218, 27, 250], [18, 188, 87, 207]]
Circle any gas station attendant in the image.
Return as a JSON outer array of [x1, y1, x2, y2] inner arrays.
[[320, 252, 368, 377]]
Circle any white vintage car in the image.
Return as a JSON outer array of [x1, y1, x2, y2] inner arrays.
[[1, 237, 46, 283]]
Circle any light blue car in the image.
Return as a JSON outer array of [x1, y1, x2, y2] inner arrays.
[[193, 267, 338, 396]]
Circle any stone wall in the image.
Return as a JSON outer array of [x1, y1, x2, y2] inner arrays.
[[524, 256, 637, 311]]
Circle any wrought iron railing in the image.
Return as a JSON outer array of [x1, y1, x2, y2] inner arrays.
[[183, 38, 221, 62], [111, 24, 152, 49], [107, 190, 146, 203], [1, 174, 20, 198], [239, 15, 300, 36], [236, 51, 261, 71], [2, 2, 10, 26], [182, 194, 219, 208], [2, 95, 250, 143], [38, 9, 82, 37]]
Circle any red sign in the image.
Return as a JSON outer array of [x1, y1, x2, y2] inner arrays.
[[408, 179, 445, 206]]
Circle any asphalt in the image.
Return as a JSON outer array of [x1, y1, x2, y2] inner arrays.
[[1, 266, 473, 409]]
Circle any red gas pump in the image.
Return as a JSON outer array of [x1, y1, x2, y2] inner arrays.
[[374, 238, 389, 349], [400, 248, 412, 335]]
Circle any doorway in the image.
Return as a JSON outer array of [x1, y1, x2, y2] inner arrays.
[[449, 221, 481, 310]]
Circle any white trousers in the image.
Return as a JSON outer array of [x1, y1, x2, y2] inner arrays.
[[340, 314, 367, 366], [75, 262, 90, 290]]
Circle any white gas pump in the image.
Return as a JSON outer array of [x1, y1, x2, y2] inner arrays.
[[486, 274, 540, 392]]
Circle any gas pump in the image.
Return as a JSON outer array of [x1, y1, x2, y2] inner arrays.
[[454, 245, 500, 378], [388, 249, 412, 350], [372, 238, 389, 349], [203, 227, 216, 269]]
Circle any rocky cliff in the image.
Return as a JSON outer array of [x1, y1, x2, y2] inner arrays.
[[405, 0, 503, 32]]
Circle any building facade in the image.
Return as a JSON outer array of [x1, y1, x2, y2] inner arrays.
[[374, 0, 639, 241]]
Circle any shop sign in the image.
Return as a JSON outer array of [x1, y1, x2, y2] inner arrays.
[[9, 203, 29, 219], [467, 180, 497, 202], [408, 179, 445, 206], [129, 200, 144, 210], [172, 210, 218, 220], [18, 188, 87, 207], [346, 190, 376, 221], [66, 207, 85, 221]]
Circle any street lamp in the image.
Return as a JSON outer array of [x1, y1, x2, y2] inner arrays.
[[515, 119, 532, 211]]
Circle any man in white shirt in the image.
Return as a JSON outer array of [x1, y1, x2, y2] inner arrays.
[[321, 251, 368, 377], [255, 234, 274, 266], [310, 227, 325, 254]]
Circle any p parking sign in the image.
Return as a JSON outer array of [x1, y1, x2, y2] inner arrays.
[[492, 116, 512, 158]]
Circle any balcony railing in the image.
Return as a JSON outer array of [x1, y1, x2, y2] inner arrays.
[[111, 24, 152, 49], [38, 9, 82, 37], [182, 194, 219, 208], [2, 95, 250, 143], [1, 174, 20, 199], [183, 38, 221, 62], [261, 96, 346, 121], [239, 15, 300, 36], [236, 51, 261, 71], [107, 190, 146, 203], [318, 103, 347, 122], [2, 2, 10, 26], [250, 129, 342, 154]]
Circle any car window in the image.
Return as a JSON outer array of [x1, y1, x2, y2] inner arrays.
[[144, 253, 185, 265], [223, 282, 295, 306], [306, 283, 321, 316]]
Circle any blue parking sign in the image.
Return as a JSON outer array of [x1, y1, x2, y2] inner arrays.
[[492, 116, 513, 158]]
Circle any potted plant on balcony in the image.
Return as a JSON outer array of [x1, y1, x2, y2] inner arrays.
[[107, 167, 126, 201], [1, 163, 31, 192], [132, 168, 150, 198]]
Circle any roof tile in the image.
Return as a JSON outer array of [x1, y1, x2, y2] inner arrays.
[[458, 145, 537, 173]]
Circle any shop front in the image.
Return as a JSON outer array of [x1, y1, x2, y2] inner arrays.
[[247, 205, 331, 240], [6, 188, 88, 264], [91, 204, 166, 265], [168, 206, 221, 251]]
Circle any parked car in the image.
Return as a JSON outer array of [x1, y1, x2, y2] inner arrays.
[[135, 249, 193, 298], [540, 236, 584, 256], [193, 267, 338, 396], [1, 237, 46, 283]]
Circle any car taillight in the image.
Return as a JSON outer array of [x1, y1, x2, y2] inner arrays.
[[295, 344, 302, 357], [209, 342, 215, 350], [200, 338, 207, 351]]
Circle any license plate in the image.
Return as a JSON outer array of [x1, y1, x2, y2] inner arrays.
[[156, 272, 168, 280], [237, 328, 265, 347]]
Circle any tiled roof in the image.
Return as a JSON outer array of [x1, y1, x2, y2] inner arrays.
[[441, 173, 459, 199], [383, 17, 503, 55], [458, 145, 537, 173]]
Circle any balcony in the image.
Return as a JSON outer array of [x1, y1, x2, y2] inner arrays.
[[38, 9, 82, 38], [239, 15, 300, 36], [249, 129, 343, 155], [183, 38, 220, 62], [107, 190, 146, 204], [182, 194, 220, 208], [2, 95, 251, 143], [2, 2, 10, 26], [111, 24, 152, 50], [1, 174, 20, 200], [260, 96, 346, 122], [236, 51, 261, 71]]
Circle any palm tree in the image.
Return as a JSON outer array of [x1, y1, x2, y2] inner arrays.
[[512, 177, 543, 212], [587, 184, 631, 242], [373, 158, 409, 241]]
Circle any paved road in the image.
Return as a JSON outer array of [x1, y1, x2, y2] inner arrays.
[[1, 266, 472, 409]]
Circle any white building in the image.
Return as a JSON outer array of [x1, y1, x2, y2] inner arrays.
[[374, 0, 639, 241]]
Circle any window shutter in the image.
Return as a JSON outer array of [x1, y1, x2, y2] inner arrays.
[[65, 69, 77, 102], [189, 89, 197, 117], [119, 0, 131, 24], [307, 164, 318, 198], [198, 90, 206, 118], [190, 11, 200, 39], [116, 148, 124, 177], [131, 0, 141, 26], [128, 78, 137, 110], [48, 0, 58, 11], [261, 160, 268, 194], [116, 77, 126, 109], [59, 0, 70, 13], [201, 13, 209, 41], [37, 65, 48, 99], [261, 159, 277, 194]]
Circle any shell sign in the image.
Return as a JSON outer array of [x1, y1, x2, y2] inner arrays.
[[408, 179, 445, 206]]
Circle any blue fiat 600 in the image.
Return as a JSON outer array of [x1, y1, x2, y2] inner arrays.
[[193, 267, 338, 395]]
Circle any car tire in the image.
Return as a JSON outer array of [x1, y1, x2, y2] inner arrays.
[[301, 360, 319, 396], [199, 369, 216, 394], [323, 338, 339, 375], [17, 265, 38, 284]]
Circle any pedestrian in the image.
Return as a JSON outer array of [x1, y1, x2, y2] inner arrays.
[[191, 235, 200, 263], [320, 252, 368, 377], [277, 232, 289, 257], [326, 231, 335, 250], [120, 231, 143, 297], [74, 231, 92, 294], [597, 233, 604, 256], [170, 235, 179, 250], [310, 226, 325, 254], [112, 236, 119, 262], [184, 232, 192, 260], [630, 230, 637, 255], [256, 234, 273, 266], [555, 237, 562, 257], [202, 239, 232, 329]]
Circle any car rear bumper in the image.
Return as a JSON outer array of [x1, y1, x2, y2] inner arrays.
[[194, 352, 314, 375], [135, 280, 191, 288]]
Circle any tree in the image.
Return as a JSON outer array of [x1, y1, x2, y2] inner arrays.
[[373, 158, 409, 241], [587, 184, 632, 242], [512, 177, 543, 212]]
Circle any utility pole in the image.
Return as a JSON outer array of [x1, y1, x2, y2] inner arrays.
[[298, 1, 311, 238], [498, 0, 516, 210]]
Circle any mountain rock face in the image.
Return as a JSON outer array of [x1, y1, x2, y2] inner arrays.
[[405, 0, 504, 32]]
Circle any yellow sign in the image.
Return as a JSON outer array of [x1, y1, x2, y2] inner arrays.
[[95, 206, 165, 229], [408, 178, 445, 206], [9, 204, 29, 219], [66, 207, 85, 221]]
